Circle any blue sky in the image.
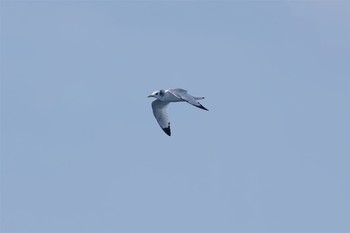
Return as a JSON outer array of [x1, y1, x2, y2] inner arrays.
[[1, 1, 349, 232]]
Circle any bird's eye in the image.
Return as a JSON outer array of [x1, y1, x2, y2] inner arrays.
[[155, 93, 158, 95]]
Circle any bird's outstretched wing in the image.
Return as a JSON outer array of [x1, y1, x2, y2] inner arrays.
[[151, 100, 171, 136], [169, 89, 209, 111]]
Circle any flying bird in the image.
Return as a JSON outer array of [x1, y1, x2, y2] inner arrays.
[[148, 88, 208, 136]]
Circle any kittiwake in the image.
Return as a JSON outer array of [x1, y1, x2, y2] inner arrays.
[[147, 88, 208, 136]]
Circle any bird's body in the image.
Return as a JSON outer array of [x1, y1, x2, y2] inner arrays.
[[157, 89, 183, 102], [148, 88, 208, 136]]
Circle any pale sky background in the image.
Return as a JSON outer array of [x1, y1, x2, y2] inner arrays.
[[1, 1, 350, 233]]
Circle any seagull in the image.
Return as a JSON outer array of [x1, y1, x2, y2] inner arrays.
[[148, 88, 208, 136]]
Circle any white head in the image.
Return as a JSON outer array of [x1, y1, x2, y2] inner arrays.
[[147, 90, 165, 100]]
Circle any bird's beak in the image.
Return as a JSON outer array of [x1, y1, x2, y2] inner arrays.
[[147, 95, 153, 98]]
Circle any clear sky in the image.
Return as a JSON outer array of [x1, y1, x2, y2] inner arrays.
[[1, 1, 349, 233]]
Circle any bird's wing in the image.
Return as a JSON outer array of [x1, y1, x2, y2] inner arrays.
[[169, 88, 188, 95], [151, 100, 171, 136], [168, 89, 209, 111]]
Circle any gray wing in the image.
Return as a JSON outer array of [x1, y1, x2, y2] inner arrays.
[[151, 100, 171, 136], [168, 89, 209, 111], [169, 88, 188, 95]]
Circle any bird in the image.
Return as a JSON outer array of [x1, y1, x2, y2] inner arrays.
[[147, 88, 208, 136]]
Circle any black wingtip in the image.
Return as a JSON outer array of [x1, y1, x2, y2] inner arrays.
[[162, 126, 171, 136], [198, 104, 209, 111]]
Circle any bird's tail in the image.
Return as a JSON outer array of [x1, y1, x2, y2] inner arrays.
[[194, 96, 205, 100]]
